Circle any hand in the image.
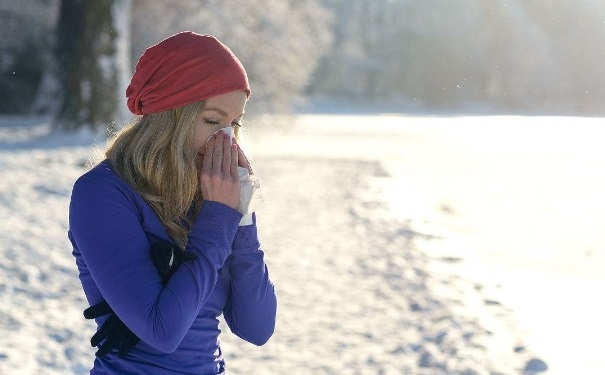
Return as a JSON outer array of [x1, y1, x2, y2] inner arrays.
[[200, 131, 241, 210], [150, 240, 197, 285], [234, 138, 253, 175], [84, 301, 140, 358]]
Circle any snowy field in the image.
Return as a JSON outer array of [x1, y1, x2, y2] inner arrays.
[[1, 113, 603, 374]]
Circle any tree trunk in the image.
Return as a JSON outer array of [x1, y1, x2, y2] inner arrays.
[[53, 0, 131, 131]]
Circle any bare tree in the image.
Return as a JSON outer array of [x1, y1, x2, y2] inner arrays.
[[53, 0, 131, 131], [0, 0, 59, 114]]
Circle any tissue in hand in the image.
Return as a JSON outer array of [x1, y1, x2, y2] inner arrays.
[[211, 126, 235, 143], [208, 127, 263, 225]]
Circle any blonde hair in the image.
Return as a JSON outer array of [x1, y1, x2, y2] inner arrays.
[[106, 101, 204, 249]]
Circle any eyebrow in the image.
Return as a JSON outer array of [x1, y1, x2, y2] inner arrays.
[[202, 107, 245, 118]]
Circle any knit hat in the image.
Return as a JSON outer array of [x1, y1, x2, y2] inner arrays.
[[126, 31, 250, 115]]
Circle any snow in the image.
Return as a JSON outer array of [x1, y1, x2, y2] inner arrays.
[[1, 113, 603, 374]]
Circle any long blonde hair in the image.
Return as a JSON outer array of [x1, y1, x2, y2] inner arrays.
[[106, 101, 204, 249]]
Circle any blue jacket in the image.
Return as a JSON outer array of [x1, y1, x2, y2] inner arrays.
[[68, 160, 277, 374]]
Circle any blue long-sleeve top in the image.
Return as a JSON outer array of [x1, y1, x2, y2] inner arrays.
[[68, 160, 277, 374]]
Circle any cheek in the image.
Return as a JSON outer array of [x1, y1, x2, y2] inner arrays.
[[193, 130, 208, 152], [193, 125, 221, 152], [195, 155, 204, 172], [194, 138, 206, 153]]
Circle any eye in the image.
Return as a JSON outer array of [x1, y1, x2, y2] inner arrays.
[[232, 117, 244, 128], [204, 118, 221, 126]]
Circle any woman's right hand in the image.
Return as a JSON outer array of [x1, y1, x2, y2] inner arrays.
[[199, 131, 240, 210]]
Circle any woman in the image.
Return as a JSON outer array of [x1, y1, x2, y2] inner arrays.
[[68, 31, 277, 374]]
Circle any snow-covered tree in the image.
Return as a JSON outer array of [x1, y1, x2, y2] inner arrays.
[[309, 0, 488, 108], [130, 0, 333, 114], [308, 0, 605, 114], [6, 0, 605, 118]]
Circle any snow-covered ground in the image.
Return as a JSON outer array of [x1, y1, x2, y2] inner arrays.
[[1, 113, 602, 374]]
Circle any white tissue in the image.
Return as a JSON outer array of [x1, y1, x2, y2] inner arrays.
[[237, 167, 264, 225], [208, 127, 264, 226], [211, 126, 234, 143]]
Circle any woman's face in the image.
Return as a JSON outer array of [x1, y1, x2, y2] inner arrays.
[[193, 90, 248, 167]]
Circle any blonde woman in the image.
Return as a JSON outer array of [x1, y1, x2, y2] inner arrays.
[[68, 32, 276, 374]]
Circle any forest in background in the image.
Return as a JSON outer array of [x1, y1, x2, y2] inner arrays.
[[2, 0, 605, 129]]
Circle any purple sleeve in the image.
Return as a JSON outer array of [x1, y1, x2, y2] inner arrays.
[[69, 174, 242, 353], [224, 214, 277, 345]]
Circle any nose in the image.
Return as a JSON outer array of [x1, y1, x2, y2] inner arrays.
[[211, 126, 234, 139]]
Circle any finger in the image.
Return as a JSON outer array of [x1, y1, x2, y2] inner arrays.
[[118, 334, 141, 358], [202, 134, 216, 174], [230, 142, 238, 178], [95, 328, 126, 357], [235, 142, 253, 174], [222, 132, 233, 175], [91, 315, 120, 347], [84, 301, 112, 319], [212, 131, 224, 173]]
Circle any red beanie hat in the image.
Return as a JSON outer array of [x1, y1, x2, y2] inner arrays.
[[126, 31, 250, 115]]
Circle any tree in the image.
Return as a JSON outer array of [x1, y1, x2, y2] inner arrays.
[[8, 0, 329, 122], [130, 0, 333, 114], [308, 0, 488, 109], [0, 0, 59, 114], [53, 0, 131, 131]]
